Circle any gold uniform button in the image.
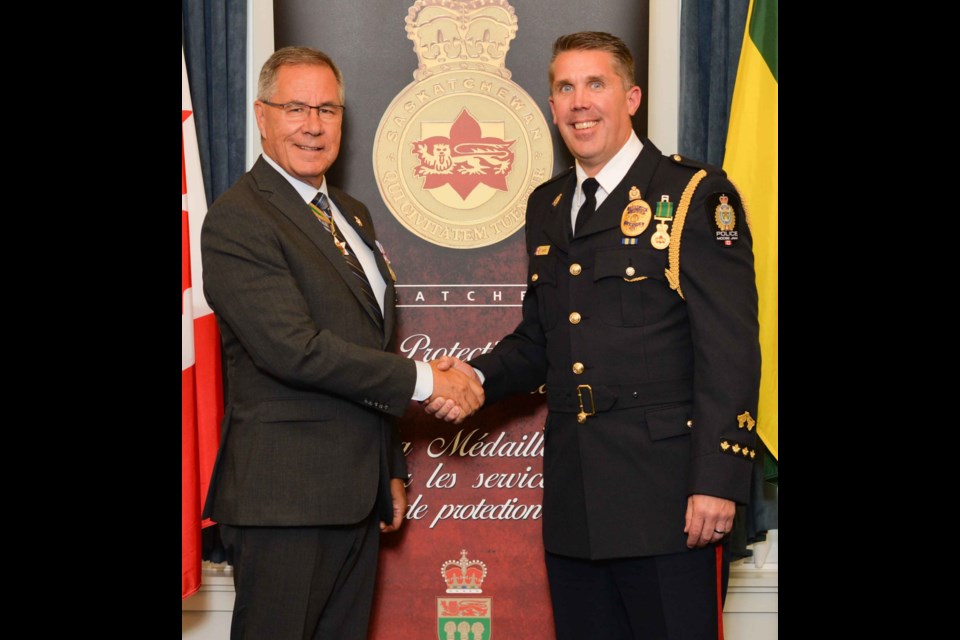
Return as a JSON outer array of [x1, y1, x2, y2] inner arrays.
[[531, 273, 539, 282], [687, 420, 694, 428], [569, 263, 582, 276], [569, 312, 581, 325], [572, 362, 584, 375], [625, 266, 636, 277]]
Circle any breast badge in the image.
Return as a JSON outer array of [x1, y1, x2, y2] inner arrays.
[[373, 0, 553, 249], [620, 186, 651, 237]]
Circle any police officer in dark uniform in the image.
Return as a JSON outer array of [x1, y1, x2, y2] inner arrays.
[[429, 32, 760, 639]]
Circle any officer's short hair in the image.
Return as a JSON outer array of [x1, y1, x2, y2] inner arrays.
[[549, 31, 636, 91]]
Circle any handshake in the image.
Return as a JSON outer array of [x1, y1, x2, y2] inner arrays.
[[424, 356, 484, 424]]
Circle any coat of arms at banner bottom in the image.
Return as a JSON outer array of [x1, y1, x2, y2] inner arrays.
[[438, 550, 491, 639]]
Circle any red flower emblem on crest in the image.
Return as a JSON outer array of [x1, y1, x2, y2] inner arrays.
[[412, 109, 515, 200]]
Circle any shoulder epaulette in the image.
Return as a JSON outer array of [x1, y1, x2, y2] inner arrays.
[[668, 153, 726, 177], [532, 166, 574, 195], [532, 166, 575, 209]]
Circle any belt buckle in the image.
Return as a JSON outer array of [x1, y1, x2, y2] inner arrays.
[[576, 384, 595, 424]]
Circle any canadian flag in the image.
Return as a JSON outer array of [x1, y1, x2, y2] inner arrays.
[[182, 47, 223, 600]]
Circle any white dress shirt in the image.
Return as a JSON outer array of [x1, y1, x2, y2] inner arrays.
[[570, 131, 644, 230]]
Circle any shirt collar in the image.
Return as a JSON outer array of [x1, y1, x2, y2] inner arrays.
[[262, 153, 328, 205], [575, 130, 643, 196]]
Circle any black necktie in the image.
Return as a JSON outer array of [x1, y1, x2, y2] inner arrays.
[[574, 178, 600, 237], [310, 192, 384, 328]]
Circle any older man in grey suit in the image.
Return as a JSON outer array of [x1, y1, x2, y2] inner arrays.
[[200, 46, 483, 640]]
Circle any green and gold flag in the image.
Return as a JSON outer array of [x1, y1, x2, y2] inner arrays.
[[724, 0, 778, 462]]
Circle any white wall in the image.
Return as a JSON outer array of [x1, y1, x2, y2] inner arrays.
[[244, 0, 272, 167], [648, 0, 680, 153]]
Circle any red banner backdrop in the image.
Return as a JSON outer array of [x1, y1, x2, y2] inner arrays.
[[373, 293, 553, 637]]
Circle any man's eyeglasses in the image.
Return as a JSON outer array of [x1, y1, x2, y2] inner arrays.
[[261, 100, 345, 123]]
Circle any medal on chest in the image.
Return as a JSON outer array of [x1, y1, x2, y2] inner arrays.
[[375, 240, 398, 282], [650, 195, 674, 250]]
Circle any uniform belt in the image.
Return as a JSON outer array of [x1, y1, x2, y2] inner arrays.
[[546, 379, 692, 414]]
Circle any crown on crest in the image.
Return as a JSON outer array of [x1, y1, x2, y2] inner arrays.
[[440, 549, 488, 593], [405, 0, 518, 80]]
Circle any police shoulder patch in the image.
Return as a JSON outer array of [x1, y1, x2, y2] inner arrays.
[[706, 191, 742, 247]]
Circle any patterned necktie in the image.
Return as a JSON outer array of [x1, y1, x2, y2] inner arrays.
[[574, 178, 600, 237], [310, 192, 384, 328]]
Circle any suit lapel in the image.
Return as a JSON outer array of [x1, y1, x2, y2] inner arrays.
[[328, 192, 394, 340], [575, 140, 664, 239], [251, 159, 384, 332]]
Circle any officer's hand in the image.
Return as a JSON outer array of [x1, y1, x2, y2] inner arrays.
[[684, 494, 735, 548]]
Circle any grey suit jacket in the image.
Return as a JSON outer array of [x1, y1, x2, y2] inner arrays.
[[201, 157, 415, 526]]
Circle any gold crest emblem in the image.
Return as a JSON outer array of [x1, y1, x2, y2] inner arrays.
[[373, 0, 553, 249]]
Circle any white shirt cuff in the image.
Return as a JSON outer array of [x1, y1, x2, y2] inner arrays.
[[412, 360, 433, 401]]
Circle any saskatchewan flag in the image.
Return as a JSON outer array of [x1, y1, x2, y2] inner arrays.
[[724, 0, 778, 462]]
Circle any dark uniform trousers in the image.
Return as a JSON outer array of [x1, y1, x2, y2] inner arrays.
[[546, 545, 728, 640], [471, 138, 760, 640]]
